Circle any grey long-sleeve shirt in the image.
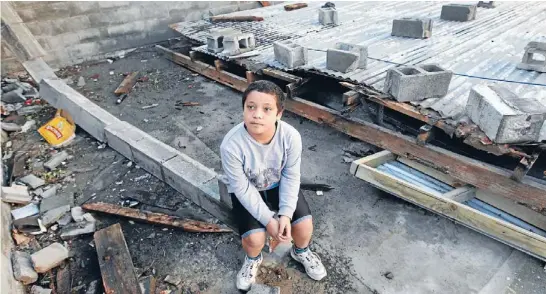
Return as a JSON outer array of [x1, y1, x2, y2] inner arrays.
[[220, 121, 302, 226]]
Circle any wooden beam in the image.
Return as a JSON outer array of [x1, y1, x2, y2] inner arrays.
[[284, 3, 308, 11], [114, 72, 139, 96], [214, 60, 224, 71], [262, 68, 302, 83], [245, 71, 256, 83], [83, 202, 232, 233], [158, 48, 546, 208], [156, 45, 248, 92], [416, 124, 434, 146], [511, 148, 543, 182], [285, 97, 546, 208], [94, 223, 141, 294], [342, 90, 361, 106]]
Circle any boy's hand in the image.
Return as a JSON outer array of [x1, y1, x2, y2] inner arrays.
[[266, 218, 280, 241], [277, 215, 292, 242]]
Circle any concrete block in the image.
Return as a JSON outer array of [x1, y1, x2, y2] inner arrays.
[[222, 32, 256, 56], [326, 42, 367, 73], [31, 242, 69, 273], [1, 185, 31, 204], [41, 205, 70, 227], [31, 286, 52, 294], [441, 4, 477, 22], [465, 84, 546, 143], [384, 64, 453, 102], [71, 206, 85, 222], [207, 28, 240, 53], [318, 7, 339, 26], [517, 42, 546, 73], [40, 192, 71, 213], [104, 121, 148, 161], [39, 78, 121, 142], [477, 1, 495, 8], [19, 174, 45, 189], [273, 40, 308, 68], [392, 18, 433, 39], [11, 251, 38, 285], [44, 151, 69, 170], [130, 134, 178, 180], [60, 221, 95, 240]]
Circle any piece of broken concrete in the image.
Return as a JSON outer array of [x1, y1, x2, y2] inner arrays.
[[1, 184, 31, 204], [19, 174, 46, 189], [248, 283, 280, 294], [164, 274, 182, 286], [82, 213, 96, 223], [30, 285, 53, 294], [60, 221, 96, 240], [71, 206, 85, 222], [57, 213, 72, 226], [41, 205, 71, 227], [77, 76, 86, 87], [41, 186, 57, 199], [44, 151, 69, 170], [40, 192, 71, 213], [13, 215, 41, 233], [20, 120, 36, 133], [2, 122, 23, 132], [31, 242, 70, 273], [12, 251, 39, 284], [11, 203, 40, 220]]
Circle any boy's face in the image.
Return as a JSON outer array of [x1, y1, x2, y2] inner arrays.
[[243, 91, 282, 137]]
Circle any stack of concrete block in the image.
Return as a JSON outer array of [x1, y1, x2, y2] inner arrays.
[[477, 1, 495, 8], [273, 40, 308, 68], [441, 4, 477, 21], [465, 84, 546, 143], [206, 28, 240, 53], [326, 42, 368, 73], [517, 42, 546, 73], [384, 64, 453, 102], [318, 7, 339, 26], [391, 18, 433, 39], [222, 31, 256, 56]]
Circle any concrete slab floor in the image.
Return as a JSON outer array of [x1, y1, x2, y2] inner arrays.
[[49, 47, 546, 293]]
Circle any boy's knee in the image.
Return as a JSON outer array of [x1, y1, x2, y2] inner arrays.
[[242, 231, 266, 248]]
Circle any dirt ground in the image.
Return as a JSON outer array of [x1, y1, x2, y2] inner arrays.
[[4, 43, 546, 294]]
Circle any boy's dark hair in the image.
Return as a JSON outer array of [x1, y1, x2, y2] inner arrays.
[[242, 80, 285, 112]]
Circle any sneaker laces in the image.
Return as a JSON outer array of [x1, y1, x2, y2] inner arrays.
[[241, 257, 259, 278], [298, 250, 322, 269]]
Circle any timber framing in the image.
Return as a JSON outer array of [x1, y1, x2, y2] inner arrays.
[[155, 45, 546, 208]]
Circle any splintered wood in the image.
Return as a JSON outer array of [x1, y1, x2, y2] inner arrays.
[[82, 202, 232, 233], [284, 3, 308, 11], [210, 15, 264, 22], [114, 72, 139, 96], [94, 223, 140, 294]]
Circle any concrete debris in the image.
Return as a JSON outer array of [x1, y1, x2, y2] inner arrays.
[[77, 76, 86, 87], [11, 203, 40, 220], [31, 242, 70, 273], [222, 32, 256, 56], [440, 4, 477, 22], [41, 186, 57, 199], [60, 221, 96, 240], [1, 184, 31, 204], [207, 28, 241, 53], [326, 42, 367, 73], [164, 274, 182, 286], [384, 64, 453, 102], [12, 251, 39, 284], [13, 215, 41, 233], [384, 271, 394, 279], [392, 18, 432, 39], [248, 283, 280, 294], [273, 40, 308, 68], [2, 83, 20, 92], [44, 151, 69, 170], [30, 285, 52, 294], [40, 192, 71, 213], [2, 88, 26, 103], [20, 120, 37, 133], [517, 41, 546, 73], [477, 1, 495, 8], [63, 77, 74, 85], [82, 213, 96, 223], [57, 213, 73, 226], [41, 205, 71, 227], [17, 105, 44, 115], [71, 206, 85, 222], [318, 6, 339, 26], [465, 84, 546, 143], [2, 122, 23, 132]]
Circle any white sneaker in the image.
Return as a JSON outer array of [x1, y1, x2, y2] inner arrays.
[[236, 254, 263, 291], [291, 247, 327, 281]]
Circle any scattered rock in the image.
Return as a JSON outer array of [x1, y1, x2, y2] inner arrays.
[[196, 126, 203, 132], [50, 224, 59, 231], [12, 251, 38, 284], [41, 205, 71, 227], [1, 185, 31, 204], [40, 192, 71, 213], [342, 156, 354, 163], [44, 151, 69, 170], [248, 283, 280, 294], [31, 242, 70, 273], [60, 221, 96, 240], [11, 203, 40, 220], [63, 77, 74, 85], [71, 206, 85, 222], [82, 213, 96, 223], [41, 186, 57, 199], [343, 142, 374, 158], [384, 271, 394, 280], [77, 76, 86, 87], [30, 285, 52, 294], [164, 274, 182, 286], [2, 122, 22, 132], [19, 174, 45, 189], [57, 213, 72, 226], [20, 120, 36, 133]]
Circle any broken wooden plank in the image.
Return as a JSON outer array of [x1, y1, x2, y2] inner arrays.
[[342, 90, 361, 106], [246, 71, 256, 83], [510, 148, 543, 182], [214, 59, 224, 71], [156, 46, 248, 92], [94, 223, 141, 294], [114, 72, 139, 96], [56, 265, 71, 294], [284, 3, 308, 11], [416, 125, 434, 146], [260, 1, 271, 7], [262, 68, 302, 83], [82, 202, 232, 233], [286, 97, 546, 208], [210, 15, 264, 22]]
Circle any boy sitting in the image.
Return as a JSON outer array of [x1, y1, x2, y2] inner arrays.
[[220, 80, 327, 291]]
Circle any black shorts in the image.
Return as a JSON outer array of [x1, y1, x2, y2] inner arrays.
[[230, 186, 312, 238]]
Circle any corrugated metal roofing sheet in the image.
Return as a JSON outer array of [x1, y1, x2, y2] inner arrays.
[[171, 1, 546, 126]]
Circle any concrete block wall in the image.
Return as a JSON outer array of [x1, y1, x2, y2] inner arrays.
[[1, 1, 261, 72]]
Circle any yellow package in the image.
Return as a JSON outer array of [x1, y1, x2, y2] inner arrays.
[[38, 109, 76, 148]]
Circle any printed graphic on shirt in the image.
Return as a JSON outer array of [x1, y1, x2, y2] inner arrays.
[[245, 167, 280, 190]]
